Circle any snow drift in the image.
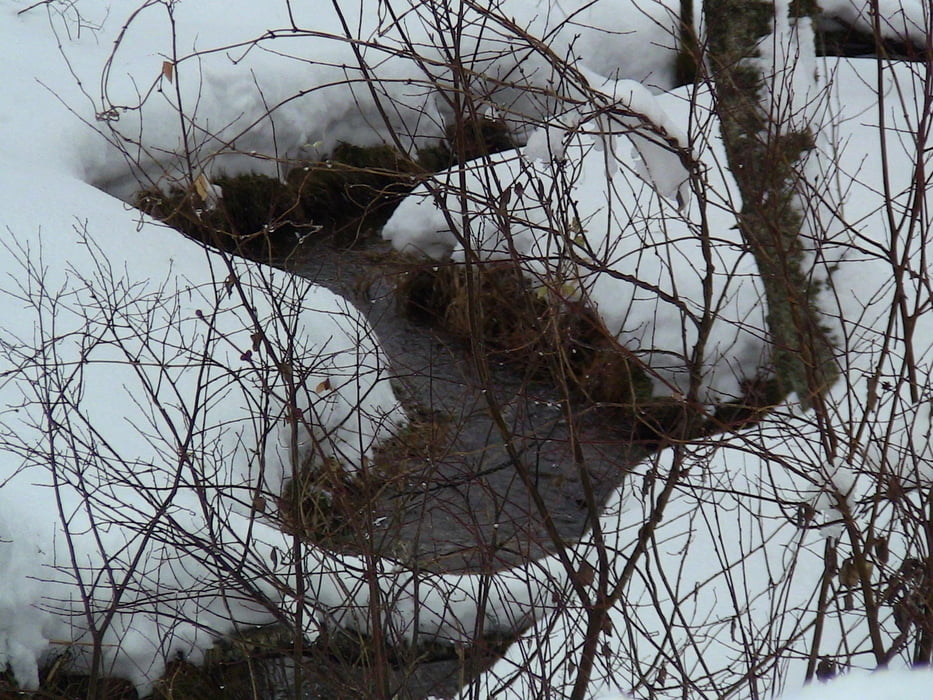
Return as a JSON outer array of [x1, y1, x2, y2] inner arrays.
[[2, 0, 933, 698]]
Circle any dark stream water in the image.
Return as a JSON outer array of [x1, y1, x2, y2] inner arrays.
[[271, 240, 644, 699]]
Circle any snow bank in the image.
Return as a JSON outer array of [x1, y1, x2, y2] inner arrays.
[[1, 2, 411, 687], [383, 84, 765, 403], [3, 0, 931, 696], [1, 0, 684, 202], [780, 668, 933, 699], [821, 0, 930, 48], [458, 56, 933, 700], [591, 668, 933, 700], [0, 157, 405, 687]]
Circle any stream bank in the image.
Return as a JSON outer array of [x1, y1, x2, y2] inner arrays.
[[276, 238, 647, 699]]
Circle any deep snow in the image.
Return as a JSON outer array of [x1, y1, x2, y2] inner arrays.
[[2, 0, 932, 698]]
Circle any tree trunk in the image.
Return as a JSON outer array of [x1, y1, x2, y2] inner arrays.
[[703, 0, 837, 405]]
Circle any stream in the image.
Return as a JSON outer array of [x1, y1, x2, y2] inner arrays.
[[272, 239, 646, 699]]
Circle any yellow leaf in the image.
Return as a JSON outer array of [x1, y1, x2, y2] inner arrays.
[[193, 173, 212, 202]]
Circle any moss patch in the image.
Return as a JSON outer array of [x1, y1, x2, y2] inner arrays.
[[284, 142, 422, 246], [416, 115, 517, 171], [137, 119, 518, 261], [136, 142, 427, 259], [396, 260, 653, 405], [704, 0, 839, 404], [273, 415, 449, 555]]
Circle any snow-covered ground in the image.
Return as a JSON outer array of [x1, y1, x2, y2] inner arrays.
[[382, 82, 765, 402], [593, 668, 933, 700], [2, 0, 932, 698]]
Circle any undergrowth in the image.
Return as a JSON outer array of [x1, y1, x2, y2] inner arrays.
[[136, 116, 516, 261]]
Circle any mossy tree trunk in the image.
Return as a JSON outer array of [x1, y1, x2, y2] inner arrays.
[[703, 0, 837, 405]]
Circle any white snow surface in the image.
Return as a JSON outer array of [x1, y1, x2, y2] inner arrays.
[[2, 0, 933, 697], [0, 162, 407, 688], [820, 0, 930, 47], [383, 85, 765, 402], [1, 0, 686, 201], [457, 55, 933, 700], [592, 668, 933, 700], [779, 669, 933, 699], [0, 0, 408, 689], [0, 0, 688, 688]]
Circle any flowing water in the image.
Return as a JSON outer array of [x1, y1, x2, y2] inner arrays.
[[272, 240, 644, 699]]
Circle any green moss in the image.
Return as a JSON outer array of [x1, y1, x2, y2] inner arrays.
[[135, 171, 301, 259], [0, 657, 138, 700], [395, 260, 653, 408], [137, 121, 520, 259], [704, 0, 838, 404], [137, 142, 434, 259], [416, 115, 517, 171], [788, 0, 820, 17], [705, 0, 775, 59], [212, 172, 300, 239], [285, 142, 421, 245]]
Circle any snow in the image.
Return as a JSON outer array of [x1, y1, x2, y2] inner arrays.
[[2, 0, 933, 697], [383, 83, 765, 403], [593, 668, 933, 700], [821, 0, 930, 48], [0, 152, 407, 689], [456, 50, 933, 700], [0, 0, 410, 689], [779, 668, 933, 699]]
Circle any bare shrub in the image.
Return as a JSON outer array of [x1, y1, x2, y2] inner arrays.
[[4, 1, 933, 700]]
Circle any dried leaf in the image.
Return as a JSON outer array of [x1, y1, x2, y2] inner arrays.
[[498, 185, 511, 210], [316, 378, 332, 394], [893, 599, 913, 633], [874, 536, 889, 564], [839, 559, 860, 588], [194, 173, 212, 202], [162, 60, 174, 83], [251, 332, 263, 352]]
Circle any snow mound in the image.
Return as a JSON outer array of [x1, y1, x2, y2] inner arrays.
[[591, 668, 933, 700], [781, 668, 933, 699], [383, 87, 766, 403], [457, 56, 933, 700], [0, 163, 402, 689]]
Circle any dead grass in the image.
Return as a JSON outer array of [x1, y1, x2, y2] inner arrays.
[[396, 260, 653, 405]]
